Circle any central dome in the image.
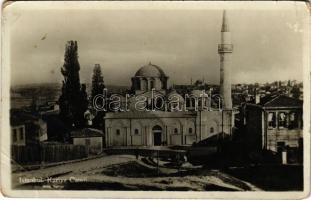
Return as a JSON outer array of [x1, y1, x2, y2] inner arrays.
[[135, 62, 166, 77]]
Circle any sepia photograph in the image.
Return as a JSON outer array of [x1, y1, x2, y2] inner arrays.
[[1, 1, 310, 198]]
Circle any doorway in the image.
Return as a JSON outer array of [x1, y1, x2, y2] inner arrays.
[[152, 125, 162, 146]]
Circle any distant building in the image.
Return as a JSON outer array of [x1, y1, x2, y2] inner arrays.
[[71, 128, 103, 154], [241, 95, 303, 155]]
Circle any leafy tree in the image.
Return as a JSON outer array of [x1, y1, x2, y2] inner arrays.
[[59, 41, 87, 128], [291, 86, 301, 99]]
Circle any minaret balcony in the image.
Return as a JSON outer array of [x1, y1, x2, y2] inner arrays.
[[218, 44, 233, 53]]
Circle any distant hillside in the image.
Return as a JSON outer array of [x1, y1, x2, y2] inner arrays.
[[105, 85, 130, 94], [11, 82, 130, 97], [10, 82, 130, 109]]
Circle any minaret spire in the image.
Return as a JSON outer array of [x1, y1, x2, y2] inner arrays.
[[218, 10, 233, 110], [221, 10, 229, 32]]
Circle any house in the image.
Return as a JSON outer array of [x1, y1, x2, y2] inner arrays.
[[241, 95, 303, 163], [71, 128, 103, 154], [11, 123, 26, 146], [10, 110, 48, 146]]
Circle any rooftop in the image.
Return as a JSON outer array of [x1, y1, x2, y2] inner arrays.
[[71, 128, 103, 138], [105, 111, 197, 119], [135, 62, 167, 78], [259, 95, 302, 108]]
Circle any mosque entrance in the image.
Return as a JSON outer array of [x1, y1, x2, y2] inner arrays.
[[152, 125, 162, 146]]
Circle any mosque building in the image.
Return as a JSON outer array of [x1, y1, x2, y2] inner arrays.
[[104, 11, 234, 147]]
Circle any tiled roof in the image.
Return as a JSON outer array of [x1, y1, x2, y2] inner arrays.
[[258, 94, 279, 106], [259, 95, 302, 108], [71, 128, 103, 138], [135, 62, 167, 77]]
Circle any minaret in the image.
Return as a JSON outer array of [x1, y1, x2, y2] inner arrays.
[[218, 10, 233, 109]]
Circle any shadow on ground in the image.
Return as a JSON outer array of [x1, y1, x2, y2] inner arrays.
[[224, 165, 303, 191]]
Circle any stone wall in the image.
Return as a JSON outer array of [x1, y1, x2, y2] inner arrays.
[[105, 110, 233, 147]]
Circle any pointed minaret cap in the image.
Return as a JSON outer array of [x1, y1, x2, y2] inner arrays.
[[221, 10, 229, 32]]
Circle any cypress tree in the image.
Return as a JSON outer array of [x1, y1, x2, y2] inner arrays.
[[91, 64, 106, 128], [59, 41, 87, 129], [91, 64, 105, 102]]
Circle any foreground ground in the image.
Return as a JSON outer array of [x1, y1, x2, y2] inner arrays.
[[12, 155, 261, 191]]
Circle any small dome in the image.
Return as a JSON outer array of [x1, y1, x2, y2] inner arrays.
[[135, 62, 166, 77]]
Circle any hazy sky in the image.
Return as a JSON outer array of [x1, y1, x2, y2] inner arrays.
[[8, 4, 305, 86]]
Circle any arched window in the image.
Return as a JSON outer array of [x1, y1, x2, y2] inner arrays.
[[189, 128, 193, 134], [144, 79, 148, 90], [150, 80, 155, 89], [186, 98, 191, 107], [174, 128, 178, 134], [134, 129, 139, 135], [198, 99, 202, 108], [140, 78, 148, 91], [191, 98, 196, 108], [154, 98, 164, 111], [210, 127, 214, 133], [268, 112, 276, 128], [116, 129, 120, 135], [205, 97, 209, 107]]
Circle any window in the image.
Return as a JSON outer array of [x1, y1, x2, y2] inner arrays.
[[191, 99, 196, 108], [171, 102, 179, 111], [174, 128, 178, 134], [186, 98, 191, 107], [189, 128, 193, 134], [140, 79, 148, 91], [13, 129, 17, 142], [85, 138, 91, 146], [268, 112, 276, 128], [19, 128, 24, 140], [210, 127, 214, 133], [186, 97, 196, 108], [155, 99, 164, 110], [134, 129, 139, 135], [198, 99, 202, 108], [150, 80, 155, 89], [205, 98, 210, 107], [289, 112, 299, 129], [116, 129, 120, 136], [278, 112, 288, 128]]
